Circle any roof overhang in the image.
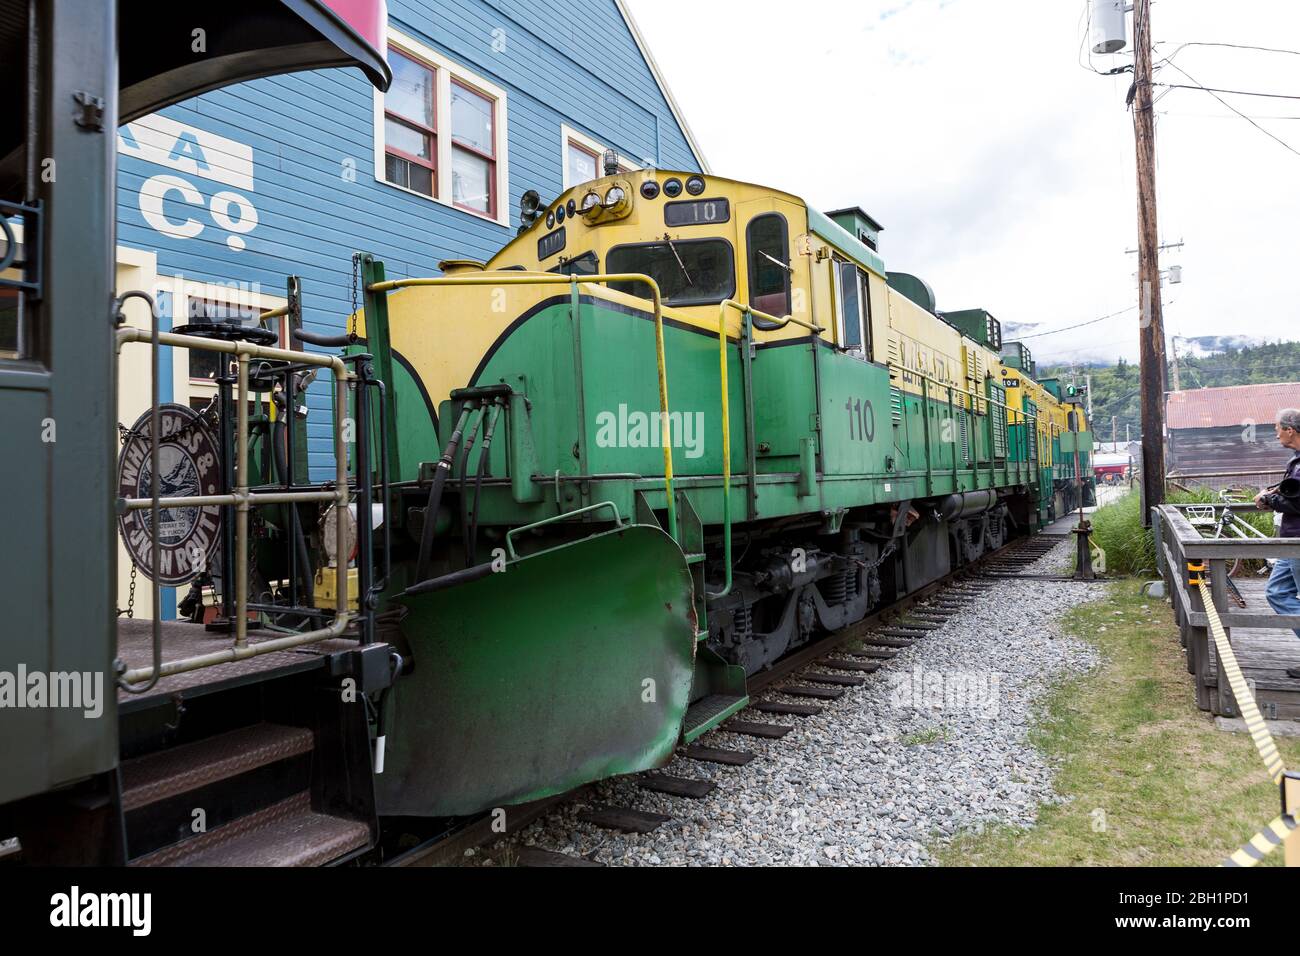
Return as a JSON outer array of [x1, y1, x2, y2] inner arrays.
[[119, 0, 391, 125], [0, 0, 389, 195]]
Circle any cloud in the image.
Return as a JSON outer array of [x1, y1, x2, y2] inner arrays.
[[628, 0, 1300, 363]]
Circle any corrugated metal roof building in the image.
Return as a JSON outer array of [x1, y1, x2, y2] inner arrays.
[[1166, 382, 1300, 430], [1166, 382, 1300, 487]]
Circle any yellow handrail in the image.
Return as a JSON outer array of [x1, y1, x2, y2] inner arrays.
[[366, 272, 679, 540], [707, 300, 796, 598]]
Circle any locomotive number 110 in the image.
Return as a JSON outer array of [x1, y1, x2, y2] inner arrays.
[[845, 397, 875, 442]]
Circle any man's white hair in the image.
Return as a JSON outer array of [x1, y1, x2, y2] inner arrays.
[[1279, 408, 1300, 431]]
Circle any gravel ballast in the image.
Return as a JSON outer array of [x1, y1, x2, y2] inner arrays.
[[473, 537, 1102, 867]]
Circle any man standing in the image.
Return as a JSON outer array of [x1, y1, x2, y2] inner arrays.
[[1256, 408, 1300, 676]]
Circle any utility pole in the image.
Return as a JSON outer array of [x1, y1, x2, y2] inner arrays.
[[1170, 336, 1182, 391], [1132, 0, 1167, 526], [1112, 415, 1117, 448]]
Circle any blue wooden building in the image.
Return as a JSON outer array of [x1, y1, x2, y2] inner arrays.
[[111, 0, 706, 617]]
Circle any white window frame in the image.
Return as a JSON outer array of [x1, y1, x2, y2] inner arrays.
[[374, 30, 511, 227], [561, 123, 639, 190]]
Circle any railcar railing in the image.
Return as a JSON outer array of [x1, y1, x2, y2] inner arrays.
[[1153, 502, 1300, 866], [886, 366, 1067, 490], [1154, 502, 1300, 707], [114, 318, 354, 690]]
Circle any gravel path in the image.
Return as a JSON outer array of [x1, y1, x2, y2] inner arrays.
[[472, 537, 1102, 867]]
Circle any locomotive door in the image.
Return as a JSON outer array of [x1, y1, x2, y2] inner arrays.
[[1024, 398, 1039, 468], [738, 198, 820, 488]]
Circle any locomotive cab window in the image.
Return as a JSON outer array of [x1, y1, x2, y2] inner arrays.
[[548, 251, 599, 276], [746, 214, 791, 317], [833, 258, 872, 359], [607, 239, 735, 307]]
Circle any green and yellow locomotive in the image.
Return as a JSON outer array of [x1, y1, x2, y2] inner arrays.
[[0, 6, 1095, 856], [348, 164, 1096, 818]]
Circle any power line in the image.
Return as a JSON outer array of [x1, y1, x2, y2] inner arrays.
[[1154, 82, 1300, 101], [1158, 40, 1300, 60], [1158, 111, 1300, 121], [1181, 362, 1300, 374], [1016, 305, 1140, 339], [1157, 60, 1300, 160]]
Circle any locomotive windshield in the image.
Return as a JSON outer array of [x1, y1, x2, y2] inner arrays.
[[548, 251, 600, 275], [607, 239, 735, 306]]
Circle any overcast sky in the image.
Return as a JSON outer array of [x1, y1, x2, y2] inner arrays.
[[626, 0, 1300, 365]]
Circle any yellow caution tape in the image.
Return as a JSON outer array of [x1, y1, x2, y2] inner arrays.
[[1196, 579, 1286, 786], [1221, 813, 1297, 867], [1196, 577, 1296, 867]]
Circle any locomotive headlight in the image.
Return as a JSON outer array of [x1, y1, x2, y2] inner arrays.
[[582, 180, 633, 223]]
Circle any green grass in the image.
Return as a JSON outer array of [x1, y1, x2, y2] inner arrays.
[[901, 727, 949, 747], [1089, 488, 1273, 576], [939, 581, 1300, 867]]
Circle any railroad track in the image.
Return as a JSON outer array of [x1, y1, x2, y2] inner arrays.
[[391, 531, 1084, 867]]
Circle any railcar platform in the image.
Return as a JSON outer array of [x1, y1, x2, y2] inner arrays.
[[1201, 577, 1300, 720], [116, 619, 358, 713]]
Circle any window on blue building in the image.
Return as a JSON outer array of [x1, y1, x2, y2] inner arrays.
[[380, 36, 509, 223], [385, 49, 436, 197], [450, 81, 496, 217], [567, 140, 598, 188]]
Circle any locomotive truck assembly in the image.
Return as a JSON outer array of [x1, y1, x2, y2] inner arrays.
[[0, 0, 1095, 866]]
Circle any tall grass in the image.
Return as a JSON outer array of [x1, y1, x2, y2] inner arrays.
[[1090, 487, 1275, 576]]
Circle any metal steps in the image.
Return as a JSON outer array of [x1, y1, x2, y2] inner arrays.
[[123, 722, 371, 867], [682, 693, 749, 742], [131, 792, 370, 867], [121, 723, 313, 811]]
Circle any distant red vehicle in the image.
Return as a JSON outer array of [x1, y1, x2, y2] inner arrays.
[[1094, 460, 1129, 485]]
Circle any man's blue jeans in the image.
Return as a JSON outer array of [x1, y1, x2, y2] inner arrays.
[[1265, 557, 1300, 638]]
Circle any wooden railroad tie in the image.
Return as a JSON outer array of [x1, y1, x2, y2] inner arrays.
[[802, 671, 866, 687], [638, 773, 717, 799], [577, 806, 672, 834], [778, 684, 845, 701], [751, 700, 823, 717], [723, 720, 793, 739], [517, 848, 604, 867], [866, 634, 917, 647], [841, 647, 898, 660], [680, 745, 756, 766], [822, 658, 882, 673]]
